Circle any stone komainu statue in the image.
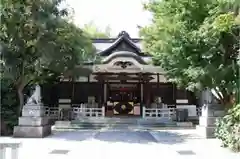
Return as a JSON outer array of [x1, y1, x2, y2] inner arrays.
[[26, 85, 42, 105]]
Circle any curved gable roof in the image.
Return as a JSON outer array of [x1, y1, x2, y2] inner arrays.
[[97, 31, 144, 56], [102, 51, 147, 65]]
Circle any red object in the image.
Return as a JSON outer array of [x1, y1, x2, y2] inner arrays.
[[119, 87, 128, 91]]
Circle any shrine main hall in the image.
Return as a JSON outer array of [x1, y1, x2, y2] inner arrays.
[[13, 31, 221, 139], [41, 31, 198, 119]]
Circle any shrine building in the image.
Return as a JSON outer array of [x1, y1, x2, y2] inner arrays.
[[42, 31, 198, 119]]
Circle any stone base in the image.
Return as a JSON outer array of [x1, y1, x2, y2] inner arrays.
[[49, 118, 57, 125], [176, 122, 193, 127], [18, 116, 50, 126], [199, 116, 220, 127], [21, 105, 45, 117], [13, 125, 51, 138], [55, 121, 71, 126], [196, 125, 216, 138], [54, 121, 71, 129]]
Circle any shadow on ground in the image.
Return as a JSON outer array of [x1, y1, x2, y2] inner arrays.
[[47, 131, 96, 141], [47, 129, 193, 145], [150, 130, 199, 145]]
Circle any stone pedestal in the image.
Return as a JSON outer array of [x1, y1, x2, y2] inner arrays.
[[14, 105, 51, 138], [196, 104, 225, 138]]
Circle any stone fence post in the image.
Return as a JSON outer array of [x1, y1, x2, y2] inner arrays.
[[196, 103, 225, 138], [0, 142, 21, 159], [142, 106, 146, 118]]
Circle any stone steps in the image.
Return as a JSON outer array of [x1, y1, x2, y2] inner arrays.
[[52, 117, 194, 131]]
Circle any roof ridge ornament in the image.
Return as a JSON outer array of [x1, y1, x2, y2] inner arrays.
[[118, 31, 130, 38]]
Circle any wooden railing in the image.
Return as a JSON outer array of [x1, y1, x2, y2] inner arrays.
[[143, 105, 201, 119], [197, 107, 202, 116], [0, 143, 21, 159], [45, 107, 59, 119], [72, 107, 105, 119], [45, 105, 105, 120], [45, 104, 200, 119], [143, 107, 175, 119]]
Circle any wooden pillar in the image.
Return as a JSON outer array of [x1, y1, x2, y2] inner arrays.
[[103, 81, 108, 117], [146, 81, 150, 108], [71, 77, 75, 106], [87, 75, 90, 83], [173, 83, 176, 106], [140, 83, 143, 102], [157, 73, 159, 96], [140, 77, 145, 117], [98, 81, 102, 108], [104, 82, 107, 103], [156, 73, 160, 108]]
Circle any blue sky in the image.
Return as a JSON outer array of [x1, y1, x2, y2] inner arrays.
[[65, 0, 152, 37]]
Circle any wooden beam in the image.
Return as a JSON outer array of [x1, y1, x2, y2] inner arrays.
[[92, 72, 161, 76], [94, 75, 154, 81]]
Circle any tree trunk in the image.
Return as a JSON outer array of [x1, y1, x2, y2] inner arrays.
[[17, 86, 24, 117], [1, 120, 8, 136], [220, 94, 235, 109]]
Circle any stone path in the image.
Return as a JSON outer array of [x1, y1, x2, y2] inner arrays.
[[1, 129, 239, 159]]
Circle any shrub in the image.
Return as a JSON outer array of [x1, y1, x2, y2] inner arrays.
[[215, 104, 240, 152], [1, 81, 19, 135], [0, 78, 33, 135]]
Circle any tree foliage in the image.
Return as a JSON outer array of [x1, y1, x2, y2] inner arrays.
[[140, 0, 240, 106], [0, 78, 19, 135], [83, 21, 112, 38], [215, 103, 240, 152], [0, 0, 94, 115]]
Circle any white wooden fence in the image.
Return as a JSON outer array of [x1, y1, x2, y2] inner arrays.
[[45, 107, 59, 119], [143, 105, 200, 119], [0, 143, 21, 159], [143, 107, 175, 119], [72, 107, 105, 119], [45, 105, 105, 119], [45, 104, 200, 120]]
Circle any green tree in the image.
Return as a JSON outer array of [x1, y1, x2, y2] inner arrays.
[[83, 21, 112, 38], [0, 0, 94, 115], [140, 0, 240, 106]]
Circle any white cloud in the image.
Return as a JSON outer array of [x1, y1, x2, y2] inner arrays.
[[65, 0, 152, 37]]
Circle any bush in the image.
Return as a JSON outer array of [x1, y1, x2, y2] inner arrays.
[[0, 79, 19, 136], [0, 78, 33, 135], [215, 104, 240, 152]]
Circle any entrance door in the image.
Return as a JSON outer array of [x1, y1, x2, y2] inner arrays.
[[113, 91, 134, 115], [107, 85, 138, 116]]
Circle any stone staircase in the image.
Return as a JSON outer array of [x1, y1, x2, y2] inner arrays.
[[52, 117, 195, 131]]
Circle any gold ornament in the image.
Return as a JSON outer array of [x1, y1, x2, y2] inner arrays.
[[121, 105, 126, 110]]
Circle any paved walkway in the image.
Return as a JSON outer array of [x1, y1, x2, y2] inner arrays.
[[1, 129, 239, 159]]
